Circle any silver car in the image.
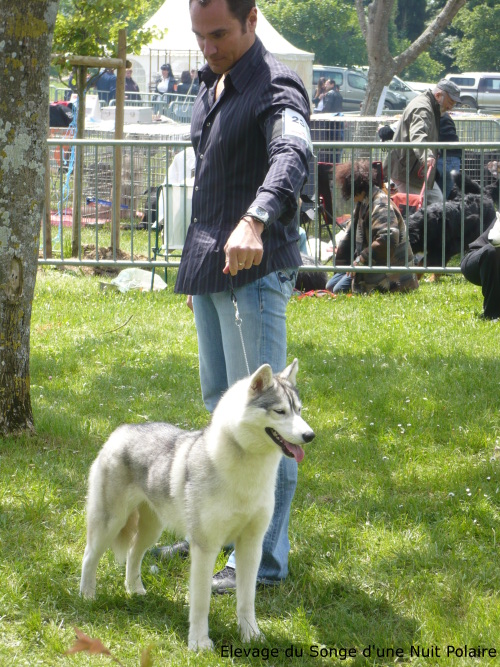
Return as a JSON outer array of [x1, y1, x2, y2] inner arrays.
[[445, 72, 500, 111], [312, 65, 408, 111]]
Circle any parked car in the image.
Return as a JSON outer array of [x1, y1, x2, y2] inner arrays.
[[312, 65, 407, 112], [388, 76, 418, 103], [445, 72, 500, 111]]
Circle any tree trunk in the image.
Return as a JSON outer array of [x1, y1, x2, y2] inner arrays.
[[0, 0, 59, 435], [355, 0, 467, 116]]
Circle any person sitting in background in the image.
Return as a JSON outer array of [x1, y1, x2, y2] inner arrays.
[[436, 112, 461, 200], [330, 160, 418, 294], [312, 77, 327, 111]]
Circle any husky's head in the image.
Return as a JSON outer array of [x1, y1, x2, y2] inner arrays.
[[247, 359, 315, 462]]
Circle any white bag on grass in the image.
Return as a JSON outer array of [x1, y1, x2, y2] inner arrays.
[[110, 268, 167, 293]]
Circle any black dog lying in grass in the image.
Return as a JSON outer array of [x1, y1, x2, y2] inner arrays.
[[408, 193, 497, 269]]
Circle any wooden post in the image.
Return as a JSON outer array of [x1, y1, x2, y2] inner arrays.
[[43, 144, 52, 259], [72, 65, 86, 257], [112, 29, 127, 253]]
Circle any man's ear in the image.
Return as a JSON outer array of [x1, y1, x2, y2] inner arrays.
[[247, 6, 257, 33]]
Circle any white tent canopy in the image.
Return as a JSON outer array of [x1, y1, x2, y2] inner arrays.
[[129, 0, 313, 98]]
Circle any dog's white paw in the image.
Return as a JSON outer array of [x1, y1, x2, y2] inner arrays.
[[188, 636, 214, 651], [79, 584, 96, 599], [126, 580, 147, 596], [239, 620, 263, 643]]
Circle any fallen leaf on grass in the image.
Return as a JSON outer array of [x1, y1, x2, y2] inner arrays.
[[65, 627, 125, 665]]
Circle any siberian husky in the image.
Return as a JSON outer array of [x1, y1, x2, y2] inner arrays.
[[80, 359, 315, 650]]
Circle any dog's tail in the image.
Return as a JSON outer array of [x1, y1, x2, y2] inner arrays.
[[111, 509, 139, 564]]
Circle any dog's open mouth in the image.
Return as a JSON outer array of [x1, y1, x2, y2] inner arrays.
[[265, 427, 305, 463]]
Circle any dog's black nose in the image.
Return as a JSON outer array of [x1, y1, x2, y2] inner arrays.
[[303, 431, 315, 443]]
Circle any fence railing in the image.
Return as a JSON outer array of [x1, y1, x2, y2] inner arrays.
[[41, 136, 500, 279]]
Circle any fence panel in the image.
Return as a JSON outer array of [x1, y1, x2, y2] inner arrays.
[[42, 136, 500, 279]]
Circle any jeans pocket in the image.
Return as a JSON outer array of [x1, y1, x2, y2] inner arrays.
[[275, 267, 298, 296]]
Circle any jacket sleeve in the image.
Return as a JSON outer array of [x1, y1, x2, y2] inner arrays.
[[409, 104, 438, 163], [248, 75, 312, 226]]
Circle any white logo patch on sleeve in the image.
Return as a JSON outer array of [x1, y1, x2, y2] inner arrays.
[[282, 108, 312, 149]]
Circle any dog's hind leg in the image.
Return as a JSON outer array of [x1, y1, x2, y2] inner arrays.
[[80, 511, 130, 599], [188, 543, 218, 651], [125, 502, 163, 595]]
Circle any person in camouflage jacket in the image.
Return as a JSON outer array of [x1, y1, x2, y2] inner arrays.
[[334, 160, 419, 294]]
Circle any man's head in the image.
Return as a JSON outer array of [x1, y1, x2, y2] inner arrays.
[[190, 0, 257, 74], [434, 79, 461, 114], [325, 79, 335, 91]]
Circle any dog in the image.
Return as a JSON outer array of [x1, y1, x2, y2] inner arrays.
[[449, 168, 499, 204], [295, 253, 328, 293], [408, 194, 497, 269], [80, 360, 315, 651]]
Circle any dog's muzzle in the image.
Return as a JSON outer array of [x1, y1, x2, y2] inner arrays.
[[265, 427, 314, 462]]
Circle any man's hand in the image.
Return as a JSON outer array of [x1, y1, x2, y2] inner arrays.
[[223, 216, 264, 276]]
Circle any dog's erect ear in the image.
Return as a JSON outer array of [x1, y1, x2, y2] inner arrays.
[[279, 358, 298, 387], [249, 364, 274, 395]]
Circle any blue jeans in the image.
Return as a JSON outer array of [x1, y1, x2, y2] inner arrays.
[[436, 156, 461, 200], [326, 272, 352, 293], [192, 268, 298, 582]]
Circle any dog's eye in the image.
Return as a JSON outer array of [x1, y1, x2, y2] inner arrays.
[[273, 409, 286, 415]]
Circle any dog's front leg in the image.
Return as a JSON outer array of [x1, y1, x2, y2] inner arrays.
[[234, 531, 265, 643], [188, 543, 218, 651]]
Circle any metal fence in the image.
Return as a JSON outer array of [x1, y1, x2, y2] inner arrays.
[[41, 134, 500, 279]]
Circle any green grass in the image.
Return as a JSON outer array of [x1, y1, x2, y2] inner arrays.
[[1, 267, 500, 666]]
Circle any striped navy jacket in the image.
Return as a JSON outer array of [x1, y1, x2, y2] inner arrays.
[[174, 37, 311, 295]]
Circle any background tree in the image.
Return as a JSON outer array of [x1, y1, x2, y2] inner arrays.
[[0, 0, 59, 435], [53, 0, 164, 82], [451, 0, 500, 72], [355, 0, 467, 115], [259, 0, 366, 67]]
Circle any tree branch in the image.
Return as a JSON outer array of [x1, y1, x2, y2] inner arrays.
[[393, 0, 467, 74]]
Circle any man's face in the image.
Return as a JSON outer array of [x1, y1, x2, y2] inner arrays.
[[325, 80, 334, 91], [190, 0, 257, 75], [437, 90, 456, 114]]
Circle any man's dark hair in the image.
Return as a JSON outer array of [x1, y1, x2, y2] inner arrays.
[[190, 0, 256, 28]]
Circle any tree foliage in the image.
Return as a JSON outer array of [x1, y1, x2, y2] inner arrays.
[[258, 0, 366, 67], [451, 2, 500, 71], [53, 0, 163, 65]]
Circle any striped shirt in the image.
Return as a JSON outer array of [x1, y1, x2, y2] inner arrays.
[[174, 37, 312, 295]]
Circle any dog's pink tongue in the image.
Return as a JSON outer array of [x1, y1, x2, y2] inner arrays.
[[286, 443, 305, 463]]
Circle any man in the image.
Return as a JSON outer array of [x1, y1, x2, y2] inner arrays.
[[154, 0, 311, 592], [384, 79, 461, 205]]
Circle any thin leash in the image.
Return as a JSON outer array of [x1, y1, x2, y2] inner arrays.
[[228, 275, 250, 376]]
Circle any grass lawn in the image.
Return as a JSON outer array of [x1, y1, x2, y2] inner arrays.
[[1, 266, 500, 666]]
